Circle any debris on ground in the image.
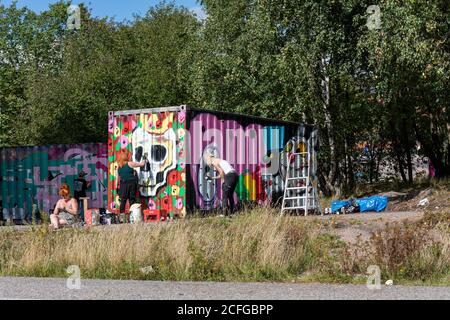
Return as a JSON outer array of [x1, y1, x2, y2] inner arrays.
[[386, 187, 450, 212]]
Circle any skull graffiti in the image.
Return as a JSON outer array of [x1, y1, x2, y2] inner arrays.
[[132, 127, 177, 197]]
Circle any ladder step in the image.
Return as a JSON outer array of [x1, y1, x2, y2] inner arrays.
[[287, 177, 306, 180], [283, 197, 305, 200], [286, 187, 307, 190], [282, 206, 308, 210]]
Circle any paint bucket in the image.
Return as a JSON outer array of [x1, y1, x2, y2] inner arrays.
[[85, 209, 101, 226], [92, 210, 100, 225], [130, 203, 142, 223]]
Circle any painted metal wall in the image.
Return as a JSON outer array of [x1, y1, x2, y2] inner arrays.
[[107, 106, 317, 216], [187, 110, 318, 211], [107, 109, 187, 217], [0, 143, 108, 219]]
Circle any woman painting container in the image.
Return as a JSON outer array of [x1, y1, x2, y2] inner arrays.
[[50, 184, 79, 229], [204, 153, 239, 215], [117, 149, 146, 215]]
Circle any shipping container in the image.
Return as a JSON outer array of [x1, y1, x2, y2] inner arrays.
[[108, 106, 318, 217], [0, 143, 108, 220]]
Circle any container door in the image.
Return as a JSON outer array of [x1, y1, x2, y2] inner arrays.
[[108, 110, 187, 218]]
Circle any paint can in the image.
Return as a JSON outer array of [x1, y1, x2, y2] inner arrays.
[[91, 210, 101, 225], [130, 203, 142, 223], [85, 209, 101, 226]]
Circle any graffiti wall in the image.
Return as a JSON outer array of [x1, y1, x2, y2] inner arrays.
[[189, 113, 287, 209], [188, 112, 318, 210], [107, 106, 318, 216], [108, 110, 187, 217], [0, 143, 108, 218]]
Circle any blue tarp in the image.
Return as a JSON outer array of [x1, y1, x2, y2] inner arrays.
[[331, 200, 352, 213], [356, 196, 388, 212], [331, 196, 388, 213]]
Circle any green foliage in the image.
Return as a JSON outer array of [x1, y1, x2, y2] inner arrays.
[[0, 1, 199, 145]]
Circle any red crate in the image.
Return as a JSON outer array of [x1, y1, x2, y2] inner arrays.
[[143, 209, 169, 222], [143, 209, 160, 222]]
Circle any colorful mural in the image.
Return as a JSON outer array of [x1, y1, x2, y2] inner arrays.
[[107, 107, 318, 216], [0, 144, 108, 218], [1, 108, 318, 221], [108, 111, 187, 217], [189, 113, 287, 210]]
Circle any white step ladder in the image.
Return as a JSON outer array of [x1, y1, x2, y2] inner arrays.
[[281, 140, 320, 216]]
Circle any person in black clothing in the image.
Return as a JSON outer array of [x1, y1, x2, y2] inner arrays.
[[117, 149, 146, 214], [204, 154, 239, 216], [74, 170, 92, 221], [74, 171, 91, 199]]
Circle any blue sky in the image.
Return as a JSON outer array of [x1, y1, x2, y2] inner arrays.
[[1, 0, 204, 21]]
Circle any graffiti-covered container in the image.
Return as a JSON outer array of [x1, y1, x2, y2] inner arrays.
[[0, 143, 108, 218], [107, 106, 318, 217], [108, 106, 188, 218]]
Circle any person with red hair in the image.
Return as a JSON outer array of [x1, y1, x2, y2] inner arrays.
[[117, 149, 146, 214], [50, 183, 79, 229]]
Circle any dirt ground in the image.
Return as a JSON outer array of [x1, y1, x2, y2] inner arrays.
[[383, 187, 450, 212], [309, 210, 425, 244], [311, 186, 450, 244]]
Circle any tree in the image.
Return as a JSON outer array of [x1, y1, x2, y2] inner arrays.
[[20, 2, 199, 145], [0, 1, 68, 146], [1, 0, 448, 194], [184, 0, 373, 195], [357, 0, 450, 179]]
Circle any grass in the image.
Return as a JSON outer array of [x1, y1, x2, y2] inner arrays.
[[0, 207, 448, 285]]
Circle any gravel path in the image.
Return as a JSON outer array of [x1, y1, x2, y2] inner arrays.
[[0, 277, 448, 300]]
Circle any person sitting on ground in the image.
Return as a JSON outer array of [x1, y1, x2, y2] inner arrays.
[[117, 149, 146, 215], [50, 183, 79, 229], [204, 154, 239, 216]]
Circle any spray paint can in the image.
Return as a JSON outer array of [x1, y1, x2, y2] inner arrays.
[[91, 210, 100, 225]]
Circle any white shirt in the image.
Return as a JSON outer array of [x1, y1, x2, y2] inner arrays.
[[219, 159, 235, 175]]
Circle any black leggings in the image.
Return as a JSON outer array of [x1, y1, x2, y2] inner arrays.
[[222, 172, 239, 215], [119, 179, 138, 213]]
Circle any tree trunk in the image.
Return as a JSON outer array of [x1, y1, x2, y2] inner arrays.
[[406, 146, 413, 183], [396, 152, 407, 183], [402, 118, 414, 183], [320, 55, 340, 195], [347, 150, 355, 192]]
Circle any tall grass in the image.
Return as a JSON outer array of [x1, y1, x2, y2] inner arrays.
[[0, 207, 448, 285]]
